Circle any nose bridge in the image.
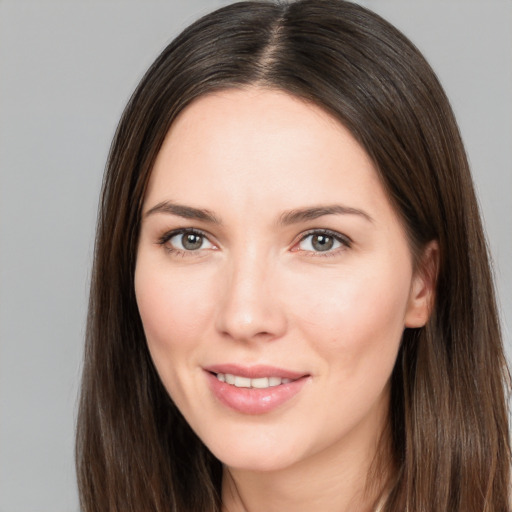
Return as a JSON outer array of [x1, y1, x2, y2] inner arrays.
[[215, 244, 286, 342]]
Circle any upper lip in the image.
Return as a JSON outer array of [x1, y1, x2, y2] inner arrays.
[[203, 364, 308, 380]]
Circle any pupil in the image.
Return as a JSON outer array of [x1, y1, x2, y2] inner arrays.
[[312, 234, 333, 251], [182, 233, 202, 250]]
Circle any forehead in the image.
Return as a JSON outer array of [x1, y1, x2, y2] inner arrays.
[[145, 87, 390, 222]]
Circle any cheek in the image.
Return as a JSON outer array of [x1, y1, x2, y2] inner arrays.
[[134, 262, 215, 358], [288, 260, 411, 371]]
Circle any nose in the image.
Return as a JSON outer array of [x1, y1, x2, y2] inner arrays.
[[214, 253, 287, 343]]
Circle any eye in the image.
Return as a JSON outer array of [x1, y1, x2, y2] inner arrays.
[[296, 230, 351, 254], [160, 229, 215, 253]]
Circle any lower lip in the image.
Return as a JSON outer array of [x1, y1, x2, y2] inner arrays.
[[206, 372, 309, 415]]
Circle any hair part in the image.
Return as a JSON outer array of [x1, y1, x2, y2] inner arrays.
[[76, 1, 511, 511]]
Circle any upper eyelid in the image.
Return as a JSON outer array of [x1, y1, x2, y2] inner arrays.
[[158, 227, 214, 244], [296, 228, 352, 245]]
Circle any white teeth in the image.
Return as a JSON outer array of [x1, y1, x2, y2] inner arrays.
[[234, 376, 251, 388], [268, 377, 281, 386], [251, 377, 269, 389], [216, 373, 294, 388]]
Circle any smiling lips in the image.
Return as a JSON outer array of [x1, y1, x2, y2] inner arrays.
[[217, 373, 293, 388], [204, 365, 309, 415]]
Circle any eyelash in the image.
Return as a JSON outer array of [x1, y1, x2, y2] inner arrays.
[[157, 228, 215, 257], [293, 229, 352, 257], [157, 228, 352, 257]]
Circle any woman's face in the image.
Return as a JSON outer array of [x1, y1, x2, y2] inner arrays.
[[135, 88, 432, 472]]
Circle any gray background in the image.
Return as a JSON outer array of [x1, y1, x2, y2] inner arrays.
[[1, 1, 510, 511]]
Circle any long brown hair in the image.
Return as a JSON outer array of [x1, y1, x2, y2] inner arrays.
[[76, 1, 511, 510]]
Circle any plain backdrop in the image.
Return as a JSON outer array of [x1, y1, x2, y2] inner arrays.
[[1, 1, 511, 511]]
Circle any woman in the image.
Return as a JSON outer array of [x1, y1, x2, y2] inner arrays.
[[76, 1, 511, 511]]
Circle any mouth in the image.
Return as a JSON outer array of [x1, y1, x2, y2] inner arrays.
[[204, 364, 310, 415], [213, 373, 294, 389]]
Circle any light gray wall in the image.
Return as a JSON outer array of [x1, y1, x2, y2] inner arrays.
[[0, 1, 510, 511]]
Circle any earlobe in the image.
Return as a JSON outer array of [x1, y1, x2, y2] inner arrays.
[[404, 241, 439, 328]]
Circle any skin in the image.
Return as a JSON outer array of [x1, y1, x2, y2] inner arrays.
[[135, 88, 436, 512]]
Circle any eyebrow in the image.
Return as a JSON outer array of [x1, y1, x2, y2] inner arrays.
[[144, 201, 221, 224], [278, 205, 374, 225], [144, 201, 373, 225]]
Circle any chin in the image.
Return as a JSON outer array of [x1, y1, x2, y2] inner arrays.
[[219, 451, 300, 473], [203, 430, 308, 473]]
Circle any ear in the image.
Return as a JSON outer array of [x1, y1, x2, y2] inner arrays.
[[404, 240, 439, 328]]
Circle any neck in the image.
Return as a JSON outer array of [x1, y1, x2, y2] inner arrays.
[[221, 414, 393, 512]]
